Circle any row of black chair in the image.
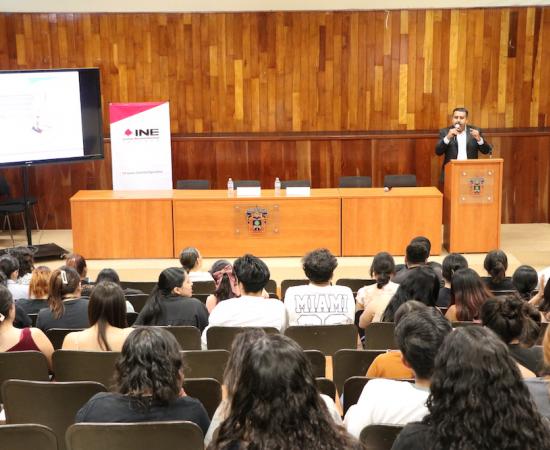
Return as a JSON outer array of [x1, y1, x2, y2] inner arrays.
[[175, 175, 417, 190]]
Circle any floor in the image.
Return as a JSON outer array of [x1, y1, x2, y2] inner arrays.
[[1, 224, 549, 284]]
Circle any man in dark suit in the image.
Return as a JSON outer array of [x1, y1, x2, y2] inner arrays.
[[435, 107, 492, 181]]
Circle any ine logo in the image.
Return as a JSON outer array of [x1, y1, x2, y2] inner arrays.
[[124, 128, 160, 138]]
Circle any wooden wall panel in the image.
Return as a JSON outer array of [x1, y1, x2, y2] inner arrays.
[[0, 9, 549, 229]]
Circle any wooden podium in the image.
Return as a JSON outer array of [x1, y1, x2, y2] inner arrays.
[[443, 158, 503, 253]]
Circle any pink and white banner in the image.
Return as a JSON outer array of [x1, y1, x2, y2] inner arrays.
[[110, 102, 172, 190]]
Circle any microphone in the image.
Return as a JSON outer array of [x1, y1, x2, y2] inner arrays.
[[451, 123, 460, 142]]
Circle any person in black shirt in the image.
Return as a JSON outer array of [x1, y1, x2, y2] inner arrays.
[[76, 327, 210, 434], [482, 249, 514, 291]]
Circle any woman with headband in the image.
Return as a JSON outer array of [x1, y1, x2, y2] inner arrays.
[[206, 260, 241, 314]]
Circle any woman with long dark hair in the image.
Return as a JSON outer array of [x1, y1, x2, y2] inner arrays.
[[76, 327, 210, 433], [62, 281, 133, 351], [135, 267, 208, 330], [482, 249, 514, 291], [512, 265, 539, 300], [392, 326, 550, 450], [36, 266, 89, 331], [209, 333, 362, 450], [357, 252, 399, 328], [436, 253, 468, 307], [205, 260, 240, 314], [445, 268, 491, 321]]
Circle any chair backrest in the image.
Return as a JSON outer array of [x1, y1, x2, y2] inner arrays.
[[126, 311, 139, 326], [383, 174, 417, 188], [336, 278, 376, 296], [316, 377, 336, 400], [280, 179, 311, 188], [206, 326, 280, 350], [120, 281, 157, 295], [0, 424, 58, 450], [343, 376, 370, 414], [0, 351, 49, 402], [2, 380, 107, 450], [304, 349, 326, 377], [181, 350, 230, 383], [176, 179, 211, 190], [338, 176, 373, 188], [359, 424, 404, 450], [333, 349, 385, 393], [233, 180, 261, 188], [490, 289, 517, 297], [451, 321, 482, 328], [28, 313, 38, 326], [66, 421, 205, 450], [264, 279, 277, 295], [125, 294, 149, 312], [156, 326, 201, 350], [280, 279, 309, 299], [538, 321, 549, 345], [363, 322, 397, 350], [45, 328, 84, 350], [52, 350, 120, 387], [284, 324, 358, 356], [183, 377, 222, 419], [192, 280, 216, 295], [0, 174, 11, 197]]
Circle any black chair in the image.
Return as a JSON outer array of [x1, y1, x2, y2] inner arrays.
[[120, 281, 156, 294], [46, 328, 84, 350], [181, 350, 230, 383], [0, 175, 40, 244], [304, 349, 326, 377], [0, 424, 58, 450], [359, 424, 404, 450], [52, 350, 120, 387], [28, 313, 38, 326], [233, 180, 261, 188], [2, 380, 107, 450], [66, 421, 205, 450], [125, 294, 149, 313], [264, 279, 277, 296], [176, 179, 210, 190], [336, 278, 376, 296], [126, 311, 138, 326], [156, 326, 201, 350], [339, 176, 373, 188], [316, 377, 336, 400], [192, 280, 216, 295], [383, 174, 417, 188], [363, 322, 397, 350], [183, 377, 222, 419], [206, 326, 280, 350], [0, 202, 27, 246], [280, 179, 311, 188], [0, 351, 50, 402], [284, 324, 358, 356], [333, 349, 385, 394], [280, 279, 309, 299]]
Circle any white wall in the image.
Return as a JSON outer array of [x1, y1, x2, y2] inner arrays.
[[1, 0, 549, 13]]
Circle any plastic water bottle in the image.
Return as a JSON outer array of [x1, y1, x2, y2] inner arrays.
[[274, 177, 281, 195], [227, 177, 234, 196]]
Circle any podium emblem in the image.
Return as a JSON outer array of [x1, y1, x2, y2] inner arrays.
[[246, 206, 268, 233], [469, 177, 484, 195]]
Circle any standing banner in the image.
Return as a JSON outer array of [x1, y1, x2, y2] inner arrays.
[[110, 102, 172, 190]]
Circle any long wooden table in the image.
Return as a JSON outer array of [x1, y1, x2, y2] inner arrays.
[[71, 188, 443, 258]]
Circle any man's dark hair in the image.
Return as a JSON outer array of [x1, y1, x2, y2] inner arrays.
[[302, 248, 338, 283], [406, 242, 429, 266], [395, 308, 452, 379], [0, 255, 19, 279], [452, 107, 469, 117], [410, 236, 431, 256], [233, 254, 270, 293]]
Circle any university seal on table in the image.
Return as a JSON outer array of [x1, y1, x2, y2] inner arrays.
[[246, 206, 268, 233]]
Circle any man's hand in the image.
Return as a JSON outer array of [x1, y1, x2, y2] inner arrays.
[[446, 127, 459, 141], [470, 128, 482, 142]]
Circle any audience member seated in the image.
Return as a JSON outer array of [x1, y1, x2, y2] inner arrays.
[[392, 240, 430, 285], [0, 254, 28, 300], [482, 249, 514, 291], [284, 248, 355, 326], [0, 285, 54, 368], [357, 252, 399, 329], [206, 260, 240, 314], [512, 265, 539, 301], [65, 253, 91, 285], [81, 268, 136, 312], [203, 254, 286, 347], [180, 246, 213, 282], [392, 326, 550, 450], [15, 266, 51, 315], [436, 253, 468, 308], [345, 307, 452, 437], [62, 282, 133, 351], [0, 272, 31, 329], [445, 268, 491, 322], [208, 332, 361, 450], [11, 246, 35, 286], [382, 266, 440, 322], [36, 266, 90, 331], [205, 328, 343, 445], [134, 267, 208, 330], [366, 301, 426, 380], [525, 326, 550, 419], [75, 327, 210, 434], [481, 295, 544, 376], [530, 275, 550, 321]]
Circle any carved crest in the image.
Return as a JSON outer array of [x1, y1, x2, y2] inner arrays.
[[246, 206, 268, 233], [469, 177, 484, 195]]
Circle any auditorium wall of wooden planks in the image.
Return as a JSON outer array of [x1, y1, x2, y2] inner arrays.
[[0, 8, 549, 228]]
